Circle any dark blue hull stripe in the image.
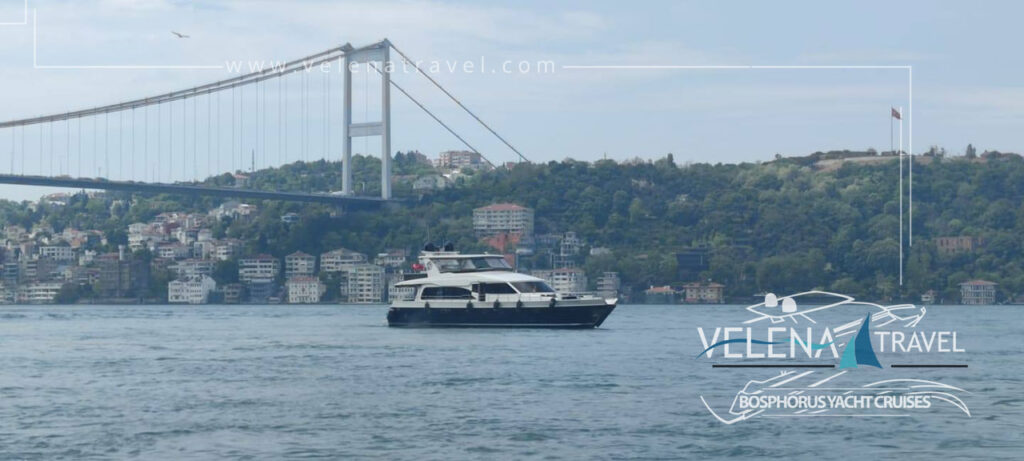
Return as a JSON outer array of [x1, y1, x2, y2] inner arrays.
[[386, 305, 616, 328]]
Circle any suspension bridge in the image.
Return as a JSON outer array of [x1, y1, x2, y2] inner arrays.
[[0, 39, 526, 208]]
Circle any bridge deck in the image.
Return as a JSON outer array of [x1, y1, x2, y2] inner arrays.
[[0, 174, 386, 208]]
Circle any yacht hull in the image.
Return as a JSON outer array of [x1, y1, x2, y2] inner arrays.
[[387, 303, 616, 328]]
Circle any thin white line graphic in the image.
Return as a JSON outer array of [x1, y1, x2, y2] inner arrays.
[[562, 64, 915, 280], [0, 0, 28, 26]]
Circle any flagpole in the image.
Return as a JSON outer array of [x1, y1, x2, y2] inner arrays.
[[908, 108, 913, 247], [909, 68, 913, 248], [898, 106, 904, 287]]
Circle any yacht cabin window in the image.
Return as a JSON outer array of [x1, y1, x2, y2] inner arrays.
[[512, 281, 556, 293], [420, 286, 473, 300]]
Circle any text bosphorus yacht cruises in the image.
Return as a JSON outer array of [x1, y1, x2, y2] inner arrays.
[[387, 245, 617, 328]]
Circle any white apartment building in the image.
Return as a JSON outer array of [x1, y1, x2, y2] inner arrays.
[[531, 268, 588, 294], [473, 203, 535, 237], [374, 250, 407, 268], [170, 259, 215, 279], [157, 243, 192, 260], [214, 239, 243, 261], [596, 272, 621, 298], [287, 276, 325, 304], [285, 251, 316, 278], [320, 248, 367, 273], [39, 245, 75, 261], [239, 255, 280, 282], [435, 150, 486, 170], [168, 275, 217, 304], [17, 282, 64, 304], [346, 264, 385, 303]]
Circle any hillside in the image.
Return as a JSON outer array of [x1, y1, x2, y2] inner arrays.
[[3, 150, 1023, 303]]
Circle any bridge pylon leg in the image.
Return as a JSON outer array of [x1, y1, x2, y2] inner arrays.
[[340, 40, 392, 200]]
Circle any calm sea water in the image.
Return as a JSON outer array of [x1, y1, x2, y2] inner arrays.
[[0, 304, 1021, 460]]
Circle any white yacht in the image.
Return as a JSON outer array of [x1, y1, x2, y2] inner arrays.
[[387, 245, 617, 328]]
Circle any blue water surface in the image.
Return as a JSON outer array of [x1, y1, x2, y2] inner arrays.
[[0, 304, 1020, 459]]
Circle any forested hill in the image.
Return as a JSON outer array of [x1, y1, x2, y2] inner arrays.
[[4, 150, 1024, 303], [427, 152, 1024, 302]]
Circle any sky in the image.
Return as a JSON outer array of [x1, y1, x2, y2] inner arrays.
[[0, 0, 1022, 201]]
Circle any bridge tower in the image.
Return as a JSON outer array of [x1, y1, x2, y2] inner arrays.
[[341, 40, 392, 199]]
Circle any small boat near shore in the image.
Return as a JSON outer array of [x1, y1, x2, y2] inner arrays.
[[387, 245, 616, 328]]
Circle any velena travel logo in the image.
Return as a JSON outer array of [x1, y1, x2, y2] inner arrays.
[[696, 291, 971, 424]]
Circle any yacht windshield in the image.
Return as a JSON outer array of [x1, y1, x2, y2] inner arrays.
[[436, 257, 513, 272], [512, 281, 556, 293]]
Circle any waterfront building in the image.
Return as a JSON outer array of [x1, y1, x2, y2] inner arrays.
[[320, 248, 367, 273], [168, 275, 217, 304], [473, 203, 534, 238], [285, 251, 316, 278], [95, 248, 148, 298], [683, 282, 726, 304], [17, 281, 64, 304], [346, 264, 385, 303], [247, 279, 278, 303], [644, 286, 678, 304], [959, 280, 997, 305], [220, 283, 243, 304], [286, 276, 325, 304]]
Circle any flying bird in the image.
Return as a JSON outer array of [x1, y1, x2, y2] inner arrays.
[[171, 31, 190, 39]]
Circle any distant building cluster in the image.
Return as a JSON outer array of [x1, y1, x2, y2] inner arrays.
[[0, 199, 410, 305], [0, 223, 150, 304]]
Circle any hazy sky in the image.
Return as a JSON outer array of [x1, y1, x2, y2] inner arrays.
[[0, 0, 1021, 200]]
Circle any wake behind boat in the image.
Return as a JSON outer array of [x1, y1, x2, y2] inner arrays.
[[387, 245, 616, 328]]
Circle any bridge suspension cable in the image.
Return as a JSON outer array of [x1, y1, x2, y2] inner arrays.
[[388, 42, 529, 163], [0, 44, 370, 129], [369, 62, 492, 167]]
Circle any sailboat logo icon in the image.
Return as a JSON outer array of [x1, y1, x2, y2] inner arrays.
[[839, 314, 883, 369]]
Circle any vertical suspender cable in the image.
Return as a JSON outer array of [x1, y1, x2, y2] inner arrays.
[[194, 95, 197, 180], [119, 110, 123, 179], [104, 112, 109, 178], [232, 86, 236, 173], [263, 78, 267, 169], [207, 93, 211, 178], [158, 104, 162, 182], [278, 73, 283, 166], [169, 102, 173, 182], [240, 85, 245, 171], [217, 91, 221, 175], [327, 63, 331, 163], [131, 107, 136, 180]]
